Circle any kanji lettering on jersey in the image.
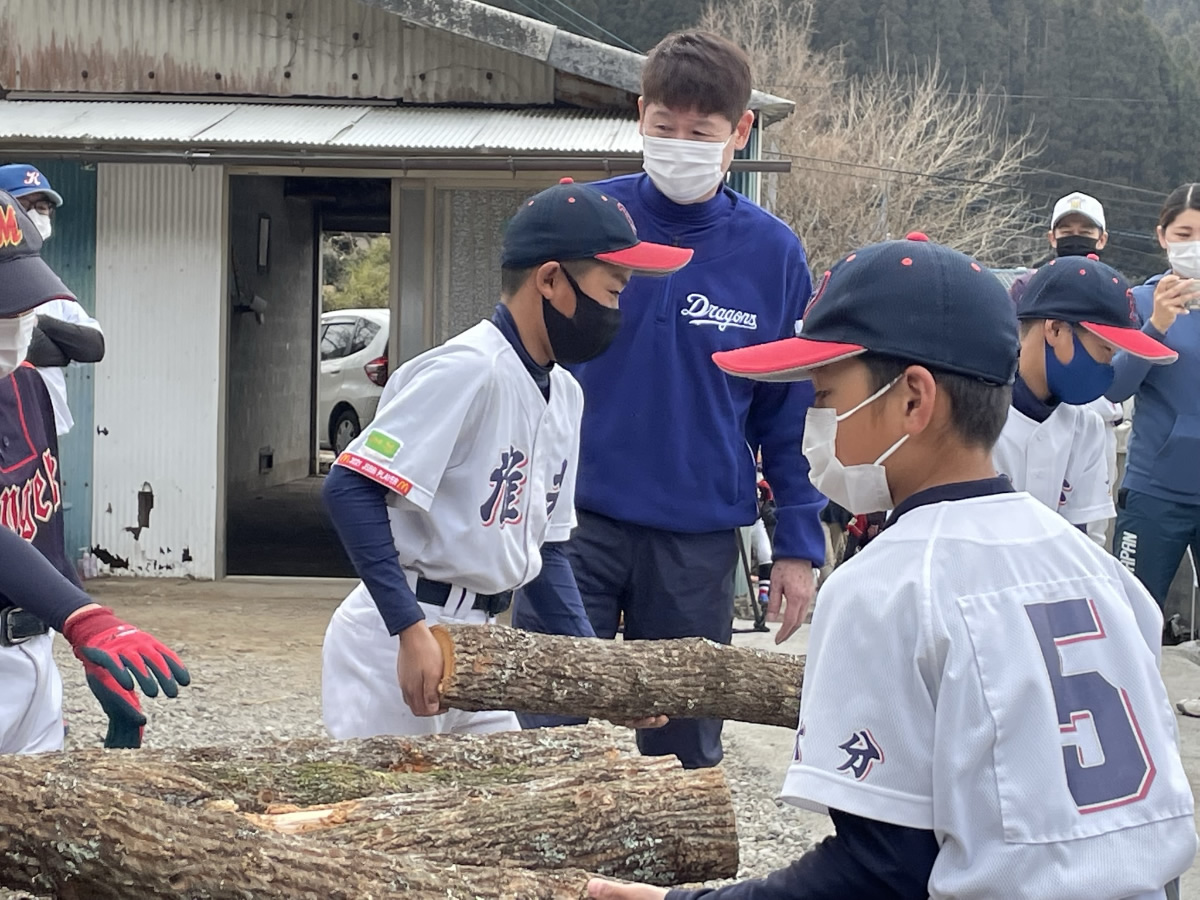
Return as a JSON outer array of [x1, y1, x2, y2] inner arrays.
[[837, 729, 884, 781], [545, 458, 568, 516], [480, 446, 528, 528]]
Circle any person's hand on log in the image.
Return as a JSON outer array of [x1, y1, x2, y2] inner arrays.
[[397, 621, 447, 716], [587, 877, 668, 899], [767, 558, 816, 644], [62, 604, 191, 749]]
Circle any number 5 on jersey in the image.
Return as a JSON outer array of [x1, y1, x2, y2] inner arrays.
[[1025, 597, 1156, 813]]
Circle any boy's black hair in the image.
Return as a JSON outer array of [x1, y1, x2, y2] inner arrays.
[[499, 259, 598, 300], [860, 353, 1011, 450], [642, 31, 752, 128]]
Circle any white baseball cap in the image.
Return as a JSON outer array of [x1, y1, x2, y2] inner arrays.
[[1051, 192, 1106, 232]]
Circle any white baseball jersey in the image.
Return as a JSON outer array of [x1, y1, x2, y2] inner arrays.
[[783, 491, 1196, 899], [34, 298, 103, 436], [335, 320, 582, 595], [993, 403, 1114, 527]]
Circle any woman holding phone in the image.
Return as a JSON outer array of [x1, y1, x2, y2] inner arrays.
[[1107, 183, 1200, 656]]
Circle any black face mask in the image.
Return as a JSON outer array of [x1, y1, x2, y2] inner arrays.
[[542, 268, 622, 364], [1055, 235, 1100, 258]]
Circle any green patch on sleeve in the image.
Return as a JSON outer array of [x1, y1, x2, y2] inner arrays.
[[365, 430, 403, 459]]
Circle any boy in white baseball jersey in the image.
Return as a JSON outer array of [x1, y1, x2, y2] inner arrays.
[[320, 179, 691, 738], [994, 255, 1176, 544], [589, 234, 1195, 900]]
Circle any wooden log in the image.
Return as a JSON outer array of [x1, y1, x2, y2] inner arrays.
[[122, 720, 630, 770], [250, 756, 739, 886], [434, 624, 805, 729], [0, 761, 593, 900], [17, 723, 628, 813]]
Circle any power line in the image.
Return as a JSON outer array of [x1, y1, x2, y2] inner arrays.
[[537, 0, 641, 52], [503, 0, 640, 53], [760, 83, 1200, 105]]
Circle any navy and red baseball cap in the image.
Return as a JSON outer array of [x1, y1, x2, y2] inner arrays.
[[713, 233, 1019, 384], [501, 178, 692, 275], [0, 190, 75, 317], [1016, 255, 1176, 364]]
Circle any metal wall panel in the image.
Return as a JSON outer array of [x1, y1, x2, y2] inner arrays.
[[92, 163, 225, 577], [1, 0, 555, 104], [29, 160, 98, 566], [433, 187, 530, 343]]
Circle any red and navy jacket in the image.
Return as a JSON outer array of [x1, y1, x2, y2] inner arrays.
[[0, 364, 78, 590]]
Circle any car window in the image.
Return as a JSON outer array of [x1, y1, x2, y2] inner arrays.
[[321, 321, 356, 361], [351, 319, 382, 355]]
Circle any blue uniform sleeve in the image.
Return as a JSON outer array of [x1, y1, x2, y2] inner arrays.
[[511, 542, 596, 637], [322, 465, 424, 635], [664, 809, 938, 900], [0, 526, 92, 632], [1106, 289, 1162, 403], [750, 248, 826, 565]]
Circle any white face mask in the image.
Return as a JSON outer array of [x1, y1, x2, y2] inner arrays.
[[0, 315, 35, 379], [642, 134, 732, 204], [802, 377, 909, 515], [28, 210, 52, 241], [1167, 240, 1200, 279]]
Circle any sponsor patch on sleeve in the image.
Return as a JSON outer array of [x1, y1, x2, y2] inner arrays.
[[363, 429, 403, 460], [336, 451, 412, 496]]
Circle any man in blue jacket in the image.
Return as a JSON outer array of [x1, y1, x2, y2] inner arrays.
[[512, 30, 826, 769]]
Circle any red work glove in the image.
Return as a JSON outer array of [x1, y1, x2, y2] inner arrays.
[[62, 607, 191, 749]]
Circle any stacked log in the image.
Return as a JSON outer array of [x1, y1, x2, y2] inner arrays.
[[0, 630, 808, 897]]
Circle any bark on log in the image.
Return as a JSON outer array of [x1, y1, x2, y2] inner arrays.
[[249, 756, 739, 886], [15, 722, 628, 813], [434, 624, 805, 729], [119, 720, 629, 770], [0, 762, 593, 900]]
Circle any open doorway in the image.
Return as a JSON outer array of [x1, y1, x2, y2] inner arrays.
[[224, 175, 392, 577]]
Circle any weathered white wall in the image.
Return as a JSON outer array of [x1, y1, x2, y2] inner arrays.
[[93, 164, 225, 578], [226, 176, 315, 495]]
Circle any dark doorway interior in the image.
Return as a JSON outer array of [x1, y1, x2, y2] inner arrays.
[[224, 175, 391, 577]]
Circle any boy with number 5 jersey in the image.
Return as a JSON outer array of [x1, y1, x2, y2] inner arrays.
[[588, 235, 1194, 900]]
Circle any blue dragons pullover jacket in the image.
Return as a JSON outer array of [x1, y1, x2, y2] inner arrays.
[[1107, 272, 1200, 505], [568, 174, 826, 563]]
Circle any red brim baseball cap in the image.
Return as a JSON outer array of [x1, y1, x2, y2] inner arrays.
[[596, 242, 693, 276], [713, 337, 867, 381], [1081, 322, 1178, 364]]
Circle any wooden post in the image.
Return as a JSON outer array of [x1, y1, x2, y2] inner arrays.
[[434, 624, 804, 729]]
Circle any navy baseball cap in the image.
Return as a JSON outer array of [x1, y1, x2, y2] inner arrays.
[[501, 178, 692, 275], [0, 190, 75, 317], [0, 164, 64, 208], [1017, 256, 1176, 364], [713, 233, 1019, 384]]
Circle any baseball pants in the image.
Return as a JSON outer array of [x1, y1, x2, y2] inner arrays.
[[1112, 489, 1200, 613], [321, 582, 519, 739], [562, 510, 739, 769], [0, 633, 64, 754]]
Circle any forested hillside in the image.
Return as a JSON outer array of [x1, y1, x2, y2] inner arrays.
[[486, 0, 1200, 277]]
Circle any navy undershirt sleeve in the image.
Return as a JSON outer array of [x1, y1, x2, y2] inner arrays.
[[514, 542, 596, 637], [0, 526, 92, 632], [665, 809, 938, 900], [322, 465, 423, 635]]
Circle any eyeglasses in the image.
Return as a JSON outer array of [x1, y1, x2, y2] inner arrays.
[[19, 197, 55, 216]]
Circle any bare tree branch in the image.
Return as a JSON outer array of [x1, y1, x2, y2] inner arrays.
[[701, 0, 1042, 271]]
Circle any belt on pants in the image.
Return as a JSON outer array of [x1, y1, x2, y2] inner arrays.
[[0, 606, 50, 646], [414, 578, 512, 617]]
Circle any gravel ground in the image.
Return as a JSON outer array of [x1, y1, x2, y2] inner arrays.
[[35, 579, 821, 893]]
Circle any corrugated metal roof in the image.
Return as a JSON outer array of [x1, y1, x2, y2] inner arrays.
[[0, 100, 642, 154]]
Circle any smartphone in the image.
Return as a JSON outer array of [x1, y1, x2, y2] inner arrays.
[[1187, 284, 1200, 311]]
